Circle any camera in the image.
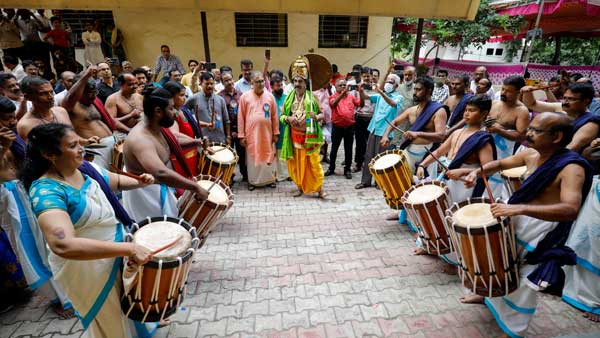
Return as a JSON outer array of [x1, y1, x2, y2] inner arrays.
[[348, 85, 358, 91]]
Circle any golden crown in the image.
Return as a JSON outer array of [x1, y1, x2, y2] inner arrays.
[[291, 56, 309, 80]]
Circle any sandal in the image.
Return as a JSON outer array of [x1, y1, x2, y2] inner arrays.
[[317, 191, 328, 199], [248, 184, 256, 191]]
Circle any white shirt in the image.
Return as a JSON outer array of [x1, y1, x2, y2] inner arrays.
[[54, 89, 68, 106], [11, 98, 32, 112], [214, 82, 224, 93], [234, 77, 252, 93], [10, 64, 26, 83]]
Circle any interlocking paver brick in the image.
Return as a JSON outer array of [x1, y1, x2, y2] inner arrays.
[[4, 156, 599, 338]]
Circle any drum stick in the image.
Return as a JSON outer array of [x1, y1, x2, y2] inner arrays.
[[521, 82, 560, 93], [424, 147, 468, 182], [206, 172, 224, 193], [112, 166, 145, 181], [479, 163, 495, 202], [151, 235, 183, 255], [384, 118, 405, 134]]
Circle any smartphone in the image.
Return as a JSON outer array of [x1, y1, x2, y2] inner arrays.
[[350, 71, 360, 78], [206, 62, 217, 70], [110, 58, 119, 65], [348, 85, 358, 91], [265, 49, 271, 60], [363, 84, 372, 91], [394, 64, 404, 71]]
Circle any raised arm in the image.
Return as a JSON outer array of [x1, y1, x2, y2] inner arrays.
[[62, 64, 96, 113], [520, 86, 562, 112]]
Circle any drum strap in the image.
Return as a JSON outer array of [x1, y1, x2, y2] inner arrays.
[[160, 128, 194, 179], [93, 97, 117, 131], [448, 131, 496, 197], [400, 100, 443, 150]]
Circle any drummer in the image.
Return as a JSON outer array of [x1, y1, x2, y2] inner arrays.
[[417, 94, 496, 203], [21, 123, 157, 338], [462, 112, 593, 338], [61, 64, 131, 170], [380, 76, 447, 178], [122, 86, 209, 221]]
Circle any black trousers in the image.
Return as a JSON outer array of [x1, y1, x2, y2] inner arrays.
[[354, 116, 371, 167], [328, 124, 354, 172], [233, 137, 247, 179]]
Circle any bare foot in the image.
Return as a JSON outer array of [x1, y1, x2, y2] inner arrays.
[[317, 190, 328, 199], [459, 294, 484, 304], [583, 312, 600, 322], [51, 302, 75, 319], [293, 189, 303, 197], [413, 248, 429, 255], [158, 318, 170, 328]]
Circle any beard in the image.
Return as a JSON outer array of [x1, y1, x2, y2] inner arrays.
[[273, 88, 284, 97], [562, 103, 570, 110], [413, 95, 422, 103], [159, 114, 175, 128], [500, 95, 507, 102]]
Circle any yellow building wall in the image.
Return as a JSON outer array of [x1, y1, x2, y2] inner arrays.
[[113, 10, 393, 77]]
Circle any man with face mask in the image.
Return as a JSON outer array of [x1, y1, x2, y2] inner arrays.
[[123, 86, 209, 221], [354, 72, 403, 189], [486, 75, 530, 161], [238, 71, 279, 190], [61, 66, 130, 169], [398, 66, 416, 113], [185, 72, 231, 144], [522, 82, 600, 154], [0, 73, 31, 120]]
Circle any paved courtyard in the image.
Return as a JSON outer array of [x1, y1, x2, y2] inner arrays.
[[1, 162, 599, 338]]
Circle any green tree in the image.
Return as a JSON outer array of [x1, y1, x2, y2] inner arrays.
[[528, 37, 600, 65], [391, 0, 524, 61]]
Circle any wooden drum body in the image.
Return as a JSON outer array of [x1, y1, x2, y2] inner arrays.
[[402, 181, 452, 255], [501, 166, 527, 196], [198, 143, 238, 185], [122, 216, 199, 322], [445, 198, 519, 297], [369, 150, 413, 209], [178, 175, 234, 246], [112, 141, 124, 171]]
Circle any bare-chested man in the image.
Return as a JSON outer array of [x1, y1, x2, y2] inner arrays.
[[444, 74, 474, 135], [0, 96, 75, 318], [17, 76, 98, 146], [61, 65, 129, 170], [462, 112, 592, 338], [521, 82, 599, 153], [381, 76, 447, 176], [122, 87, 208, 221], [104, 73, 144, 130], [486, 75, 530, 160]]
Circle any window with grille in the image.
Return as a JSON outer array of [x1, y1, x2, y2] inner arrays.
[[234, 13, 288, 47], [57, 10, 115, 48], [318, 15, 368, 49]]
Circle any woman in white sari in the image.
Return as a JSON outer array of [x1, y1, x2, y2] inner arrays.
[[22, 123, 155, 338]]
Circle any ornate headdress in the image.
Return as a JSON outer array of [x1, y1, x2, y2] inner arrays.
[[290, 56, 310, 81]]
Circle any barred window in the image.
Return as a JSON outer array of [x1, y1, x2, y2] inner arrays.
[[319, 15, 368, 49], [234, 13, 288, 47], [57, 10, 115, 48]]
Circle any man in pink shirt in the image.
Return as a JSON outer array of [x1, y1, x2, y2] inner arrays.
[[325, 79, 364, 179], [238, 71, 279, 190]]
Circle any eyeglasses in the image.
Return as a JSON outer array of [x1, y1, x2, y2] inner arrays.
[[562, 96, 582, 102], [526, 126, 553, 134]]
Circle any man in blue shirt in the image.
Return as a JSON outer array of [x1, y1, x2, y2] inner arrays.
[[355, 73, 402, 189]]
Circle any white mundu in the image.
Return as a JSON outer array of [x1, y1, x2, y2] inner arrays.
[[133, 221, 192, 259], [406, 184, 444, 204], [562, 175, 600, 317], [372, 153, 401, 170], [196, 179, 229, 205], [207, 145, 236, 164]]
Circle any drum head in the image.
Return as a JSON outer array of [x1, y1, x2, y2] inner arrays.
[[406, 184, 445, 204], [207, 145, 235, 163], [134, 221, 192, 260], [501, 166, 527, 178], [197, 179, 230, 205], [453, 203, 497, 228], [372, 153, 401, 170]]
